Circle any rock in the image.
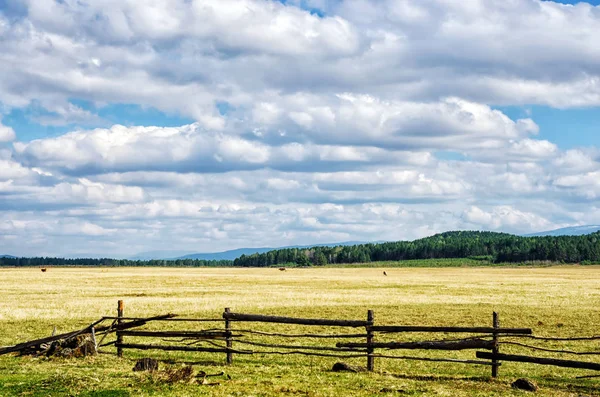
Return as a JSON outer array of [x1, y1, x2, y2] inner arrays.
[[133, 358, 159, 372], [331, 362, 363, 373], [511, 378, 538, 392]]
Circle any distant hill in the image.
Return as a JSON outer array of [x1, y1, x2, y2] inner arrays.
[[0, 255, 16, 258], [177, 241, 375, 261], [525, 225, 600, 237], [129, 250, 196, 260], [232, 230, 600, 267]]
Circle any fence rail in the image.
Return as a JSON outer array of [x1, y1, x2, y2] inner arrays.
[[101, 300, 600, 379]]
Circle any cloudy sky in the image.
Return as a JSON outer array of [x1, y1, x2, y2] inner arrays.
[[1, 0, 600, 257]]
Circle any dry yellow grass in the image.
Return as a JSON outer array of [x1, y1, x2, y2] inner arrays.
[[1, 266, 599, 396]]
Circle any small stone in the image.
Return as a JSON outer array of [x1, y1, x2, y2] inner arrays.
[[331, 362, 363, 373], [133, 358, 159, 372], [511, 378, 538, 392]]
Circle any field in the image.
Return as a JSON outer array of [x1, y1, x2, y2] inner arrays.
[[1, 266, 599, 396]]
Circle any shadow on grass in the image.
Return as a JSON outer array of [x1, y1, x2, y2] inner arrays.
[[160, 359, 224, 367], [544, 379, 600, 396], [387, 373, 490, 382], [388, 372, 600, 395], [80, 391, 130, 397]]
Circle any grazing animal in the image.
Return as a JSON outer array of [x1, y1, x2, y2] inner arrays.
[[41, 268, 47, 272], [278, 267, 286, 271], [383, 271, 387, 276]]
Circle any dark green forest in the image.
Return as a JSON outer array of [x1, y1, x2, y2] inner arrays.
[[0, 257, 232, 267], [2, 231, 600, 267], [232, 231, 600, 267]]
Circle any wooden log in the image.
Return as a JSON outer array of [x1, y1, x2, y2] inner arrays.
[[476, 352, 600, 371], [232, 329, 367, 339], [0, 314, 173, 356], [223, 312, 368, 327], [369, 326, 532, 334], [118, 330, 233, 339], [96, 314, 176, 334], [117, 300, 124, 358], [91, 327, 97, 351], [115, 343, 251, 354], [506, 334, 600, 341], [338, 338, 494, 351], [492, 312, 500, 378], [366, 310, 374, 371], [372, 354, 498, 366], [234, 339, 367, 352], [0, 317, 105, 356], [225, 308, 233, 365], [500, 340, 600, 355]]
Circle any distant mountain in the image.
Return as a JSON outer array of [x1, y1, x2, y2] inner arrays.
[[0, 255, 16, 258], [525, 225, 600, 237], [176, 241, 375, 261], [128, 250, 196, 260]]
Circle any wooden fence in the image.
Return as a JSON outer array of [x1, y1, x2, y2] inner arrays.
[[103, 300, 600, 378]]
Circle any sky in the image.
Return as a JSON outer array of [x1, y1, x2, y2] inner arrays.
[[1, 0, 600, 257]]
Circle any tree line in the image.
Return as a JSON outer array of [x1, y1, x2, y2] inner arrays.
[[232, 231, 600, 267], [2, 231, 599, 268], [0, 257, 233, 267]]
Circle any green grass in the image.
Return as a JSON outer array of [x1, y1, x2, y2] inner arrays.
[[1, 266, 599, 396]]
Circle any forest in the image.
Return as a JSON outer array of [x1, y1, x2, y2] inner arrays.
[[0, 257, 232, 267], [2, 231, 599, 268], [232, 231, 600, 267]]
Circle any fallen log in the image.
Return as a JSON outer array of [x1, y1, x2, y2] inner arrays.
[[0, 318, 106, 356], [0, 313, 176, 356], [476, 351, 600, 371], [337, 338, 494, 351]]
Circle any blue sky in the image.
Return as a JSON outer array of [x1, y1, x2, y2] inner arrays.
[[497, 106, 600, 149], [2, 101, 195, 141], [552, 0, 600, 4], [1, 0, 600, 257]]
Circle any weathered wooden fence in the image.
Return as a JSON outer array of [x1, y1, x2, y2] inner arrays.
[[104, 300, 600, 378]]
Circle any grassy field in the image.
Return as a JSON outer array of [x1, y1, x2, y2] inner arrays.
[[1, 266, 599, 396]]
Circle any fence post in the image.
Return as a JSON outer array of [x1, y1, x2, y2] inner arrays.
[[492, 311, 499, 377], [117, 300, 124, 358], [366, 309, 375, 371], [225, 307, 233, 365]]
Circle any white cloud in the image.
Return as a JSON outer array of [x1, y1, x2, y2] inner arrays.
[[0, 119, 15, 142], [1, 1, 600, 256], [12, 122, 444, 174], [1, 0, 600, 121], [462, 205, 555, 232]]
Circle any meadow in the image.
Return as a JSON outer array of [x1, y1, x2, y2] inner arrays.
[[0, 265, 599, 396]]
